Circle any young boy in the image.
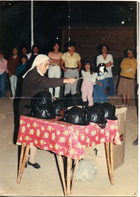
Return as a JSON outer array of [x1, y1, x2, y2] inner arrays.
[[16, 55, 27, 77]]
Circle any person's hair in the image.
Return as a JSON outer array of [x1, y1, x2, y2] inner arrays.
[[97, 44, 109, 54], [21, 54, 28, 60], [127, 49, 133, 54], [31, 44, 39, 52], [82, 59, 94, 74], [21, 46, 27, 51], [65, 41, 76, 49], [53, 41, 60, 47]]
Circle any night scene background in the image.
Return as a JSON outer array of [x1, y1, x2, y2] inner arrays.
[[0, 1, 137, 60]]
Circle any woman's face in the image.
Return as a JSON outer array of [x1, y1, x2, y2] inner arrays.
[[127, 51, 133, 59], [102, 46, 107, 54], [33, 47, 39, 53], [22, 47, 27, 54], [37, 60, 50, 74], [13, 48, 18, 55], [53, 44, 59, 51], [85, 63, 90, 71]]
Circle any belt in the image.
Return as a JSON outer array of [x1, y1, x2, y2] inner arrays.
[[52, 64, 59, 66], [66, 67, 78, 70]]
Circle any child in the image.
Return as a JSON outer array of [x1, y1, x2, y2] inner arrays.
[[16, 55, 27, 77], [93, 63, 108, 103], [81, 60, 96, 106]]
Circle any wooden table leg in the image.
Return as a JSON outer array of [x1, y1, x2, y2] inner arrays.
[[57, 155, 67, 196], [70, 159, 78, 194], [104, 142, 112, 183], [67, 157, 71, 196], [17, 143, 30, 184], [57, 156, 78, 196], [110, 141, 114, 185]]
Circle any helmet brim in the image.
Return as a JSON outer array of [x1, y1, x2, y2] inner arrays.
[[57, 118, 90, 126], [106, 116, 118, 120]]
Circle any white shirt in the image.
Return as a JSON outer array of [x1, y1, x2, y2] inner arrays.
[[96, 54, 113, 78], [81, 70, 97, 84], [26, 53, 38, 60]]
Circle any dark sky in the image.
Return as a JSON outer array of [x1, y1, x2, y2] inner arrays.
[[0, 1, 137, 57]]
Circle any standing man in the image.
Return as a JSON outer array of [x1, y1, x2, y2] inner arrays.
[[60, 42, 81, 96]]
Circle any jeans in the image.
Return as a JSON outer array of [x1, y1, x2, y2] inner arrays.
[[0, 72, 6, 97], [9, 75, 17, 96]]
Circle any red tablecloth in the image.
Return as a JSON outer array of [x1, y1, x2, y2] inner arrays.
[[17, 116, 121, 160]]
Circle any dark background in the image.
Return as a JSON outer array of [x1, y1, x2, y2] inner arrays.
[[0, 1, 137, 58]]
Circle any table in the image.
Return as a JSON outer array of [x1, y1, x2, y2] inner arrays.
[[17, 115, 121, 196]]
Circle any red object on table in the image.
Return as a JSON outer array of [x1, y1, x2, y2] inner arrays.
[[17, 116, 121, 160]]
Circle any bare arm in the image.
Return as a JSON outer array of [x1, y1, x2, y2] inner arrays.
[[63, 78, 76, 84], [105, 61, 113, 67], [77, 60, 82, 71], [60, 59, 67, 71], [95, 81, 102, 86]]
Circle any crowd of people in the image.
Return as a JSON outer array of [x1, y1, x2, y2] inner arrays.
[[0, 42, 137, 108], [0, 41, 138, 168]]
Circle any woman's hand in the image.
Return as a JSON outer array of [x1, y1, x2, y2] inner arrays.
[[99, 82, 102, 87], [9, 71, 12, 77], [95, 81, 102, 86], [63, 78, 76, 84]]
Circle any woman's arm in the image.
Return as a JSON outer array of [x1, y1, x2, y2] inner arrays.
[[95, 81, 102, 86], [120, 58, 131, 70], [106, 61, 113, 67], [106, 55, 113, 67]]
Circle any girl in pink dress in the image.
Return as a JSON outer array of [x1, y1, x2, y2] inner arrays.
[[81, 60, 96, 106]]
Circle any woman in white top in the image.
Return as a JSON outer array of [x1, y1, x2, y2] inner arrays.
[[96, 44, 115, 95], [48, 41, 63, 100]]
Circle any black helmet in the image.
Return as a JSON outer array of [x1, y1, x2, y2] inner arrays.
[[30, 105, 55, 119], [60, 106, 89, 125], [64, 94, 85, 109], [100, 103, 118, 120], [53, 99, 66, 116], [87, 105, 107, 124], [30, 91, 52, 107]]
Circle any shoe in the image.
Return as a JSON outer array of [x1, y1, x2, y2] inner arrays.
[[10, 96, 15, 100], [132, 138, 138, 146], [28, 161, 41, 169]]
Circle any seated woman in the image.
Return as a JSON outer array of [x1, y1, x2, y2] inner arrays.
[[19, 54, 75, 169]]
